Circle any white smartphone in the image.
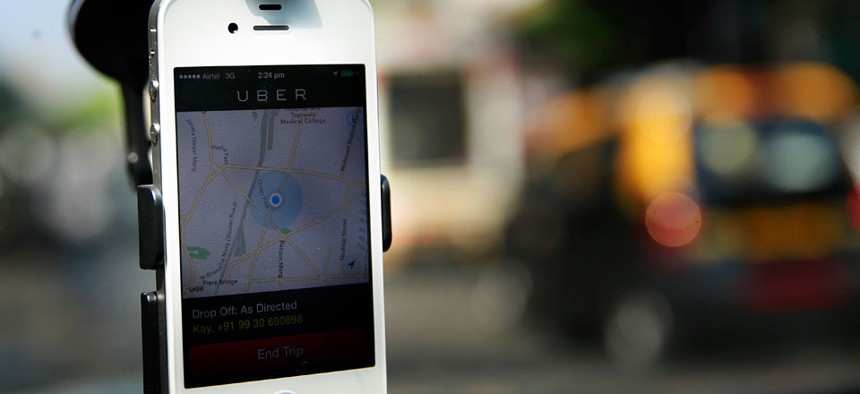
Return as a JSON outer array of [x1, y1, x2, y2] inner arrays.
[[147, 0, 386, 392]]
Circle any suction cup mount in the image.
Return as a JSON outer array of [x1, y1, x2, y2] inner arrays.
[[68, 0, 155, 186]]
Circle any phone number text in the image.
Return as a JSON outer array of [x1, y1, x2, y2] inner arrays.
[[192, 314, 304, 336]]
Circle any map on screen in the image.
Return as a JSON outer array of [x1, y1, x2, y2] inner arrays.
[[176, 106, 369, 298]]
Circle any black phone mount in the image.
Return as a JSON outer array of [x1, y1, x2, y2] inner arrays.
[[68, 1, 391, 392], [68, 0, 154, 187]]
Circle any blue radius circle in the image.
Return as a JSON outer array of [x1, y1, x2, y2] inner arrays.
[[249, 173, 302, 232]]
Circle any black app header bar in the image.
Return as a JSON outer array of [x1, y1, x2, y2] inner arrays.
[[174, 64, 366, 112]]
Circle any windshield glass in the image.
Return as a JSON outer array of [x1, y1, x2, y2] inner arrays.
[[695, 119, 851, 205]]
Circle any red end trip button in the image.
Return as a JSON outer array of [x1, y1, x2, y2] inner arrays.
[[187, 329, 370, 379]]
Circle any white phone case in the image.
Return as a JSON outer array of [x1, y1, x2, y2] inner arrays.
[[148, 1, 387, 392]]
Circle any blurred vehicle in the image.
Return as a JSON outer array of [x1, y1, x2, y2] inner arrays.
[[505, 61, 860, 369], [374, 1, 526, 271]]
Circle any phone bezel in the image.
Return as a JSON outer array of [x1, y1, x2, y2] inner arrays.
[[149, 1, 386, 392]]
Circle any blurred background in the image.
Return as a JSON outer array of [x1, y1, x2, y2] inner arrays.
[[4, 0, 860, 393]]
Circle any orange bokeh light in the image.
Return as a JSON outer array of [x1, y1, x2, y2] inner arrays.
[[645, 192, 702, 248], [769, 62, 857, 122], [694, 66, 761, 122]]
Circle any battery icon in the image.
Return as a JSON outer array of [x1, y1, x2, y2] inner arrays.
[[340, 70, 356, 78]]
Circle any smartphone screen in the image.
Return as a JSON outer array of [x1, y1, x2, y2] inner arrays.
[[173, 64, 374, 388]]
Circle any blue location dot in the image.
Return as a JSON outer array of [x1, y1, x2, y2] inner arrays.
[[269, 193, 283, 208], [250, 173, 302, 229]]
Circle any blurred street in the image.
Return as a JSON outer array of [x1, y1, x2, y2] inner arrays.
[[5, 1, 860, 393], [7, 248, 860, 394], [385, 264, 860, 394]]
